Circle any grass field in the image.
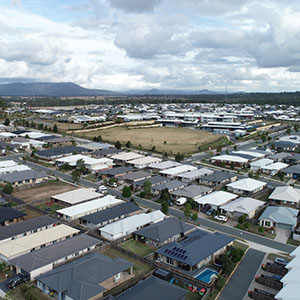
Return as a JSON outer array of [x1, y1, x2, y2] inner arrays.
[[101, 247, 152, 277], [35, 202, 65, 214], [121, 240, 155, 257], [80, 127, 223, 154]]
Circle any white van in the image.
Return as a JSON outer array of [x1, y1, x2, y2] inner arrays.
[[176, 197, 187, 206]]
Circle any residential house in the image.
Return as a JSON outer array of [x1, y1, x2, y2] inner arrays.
[[226, 178, 267, 196], [119, 170, 152, 184], [104, 276, 187, 300], [170, 185, 212, 202], [92, 148, 122, 158], [111, 152, 144, 165], [100, 166, 134, 179], [134, 217, 195, 247], [282, 165, 300, 179], [195, 191, 238, 210], [128, 156, 162, 169], [133, 175, 169, 191], [177, 168, 214, 183], [10, 234, 100, 280], [269, 186, 300, 207], [155, 229, 233, 272], [0, 207, 26, 227], [152, 180, 187, 195], [100, 211, 165, 241], [261, 162, 289, 176], [199, 171, 237, 187], [37, 252, 133, 300], [220, 197, 265, 219], [35, 146, 89, 161], [80, 202, 141, 229], [160, 165, 197, 178], [259, 206, 298, 231], [210, 154, 249, 168], [0, 170, 48, 187], [250, 158, 274, 171], [148, 160, 181, 173]]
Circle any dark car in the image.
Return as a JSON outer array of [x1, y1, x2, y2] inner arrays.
[[6, 275, 28, 289], [201, 204, 211, 213], [206, 208, 215, 216]]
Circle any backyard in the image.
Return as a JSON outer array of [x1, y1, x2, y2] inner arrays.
[[35, 201, 65, 214], [120, 239, 155, 257], [79, 126, 225, 154]]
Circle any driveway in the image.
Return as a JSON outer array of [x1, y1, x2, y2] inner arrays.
[[274, 228, 291, 243], [218, 249, 265, 300]]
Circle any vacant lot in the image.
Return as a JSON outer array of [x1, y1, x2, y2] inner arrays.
[[81, 127, 222, 154], [13, 180, 77, 203], [121, 239, 154, 257]]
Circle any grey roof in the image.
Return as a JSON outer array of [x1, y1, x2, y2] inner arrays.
[[36, 146, 88, 158], [0, 169, 48, 183], [134, 217, 194, 243], [231, 153, 257, 160], [274, 141, 298, 149], [93, 148, 122, 157], [134, 175, 168, 187], [283, 164, 300, 174], [0, 207, 26, 223], [201, 171, 236, 183], [100, 166, 134, 176], [152, 180, 186, 192], [10, 234, 100, 273], [170, 184, 212, 199], [81, 202, 141, 225], [0, 216, 56, 241], [259, 206, 298, 226], [156, 229, 234, 266], [36, 252, 133, 300], [105, 276, 187, 300], [268, 152, 290, 160], [121, 170, 151, 181]]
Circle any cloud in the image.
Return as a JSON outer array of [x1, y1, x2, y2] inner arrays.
[[109, 0, 161, 13]]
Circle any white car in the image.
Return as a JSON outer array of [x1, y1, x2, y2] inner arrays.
[[214, 215, 228, 222]]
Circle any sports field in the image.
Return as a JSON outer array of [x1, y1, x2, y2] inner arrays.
[[82, 126, 224, 154]]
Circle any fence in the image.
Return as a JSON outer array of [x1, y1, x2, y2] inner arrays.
[[255, 276, 282, 290], [262, 263, 288, 276], [0, 190, 24, 205], [249, 288, 276, 300]]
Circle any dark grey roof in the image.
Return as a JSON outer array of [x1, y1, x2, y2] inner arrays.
[[134, 175, 168, 187], [37, 135, 62, 141], [121, 170, 151, 181], [152, 180, 186, 192], [156, 229, 234, 266], [36, 146, 88, 158], [201, 171, 236, 183], [12, 130, 29, 135], [283, 164, 300, 174], [36, 252, 133, 300], [134, 217, 194, 243], [81, 202, 140, 225], [268, 152, 290, 160], [274, 141, 298, 148], [100, 166, 134, 176], [105, 276, 187, 300], [0, 207, 26, 223], [230, 153, 257, 160], [0, 216, 56, 241], [0, 170, 48, 183], [93, 148, 122, 157], [170, 184, 212, 199], [10, 234, 100, 272]]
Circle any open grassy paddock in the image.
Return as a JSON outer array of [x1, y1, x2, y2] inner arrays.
[[80, 127, 224, 154]]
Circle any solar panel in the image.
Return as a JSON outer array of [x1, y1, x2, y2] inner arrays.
[[182, 250, 186, 254], [164, 249, 169, 253], [183, 256, 187, 260], [173, 247, 177, 251]]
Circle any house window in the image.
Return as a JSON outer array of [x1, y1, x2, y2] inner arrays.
[[264, 221, 271, 227]]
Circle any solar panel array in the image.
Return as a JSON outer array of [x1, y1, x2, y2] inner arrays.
[[163, 246, 187, 260]]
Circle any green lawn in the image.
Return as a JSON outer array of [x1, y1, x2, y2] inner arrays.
[[35, 202, 64, 214], [287, 238, 300, 247], [101, 247, 152, 277], [8, 284, 51, 300], [267, 253, 291, 261], [121, 239, 155, 257], [173, 281, 203, 299]]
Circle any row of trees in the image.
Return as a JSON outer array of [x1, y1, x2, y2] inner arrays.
[[14, 119, 58, 133]]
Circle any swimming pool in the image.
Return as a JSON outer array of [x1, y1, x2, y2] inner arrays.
[[194, 268, 218, 283]]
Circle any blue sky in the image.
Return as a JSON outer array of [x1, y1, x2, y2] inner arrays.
[[1, 0, 300, 92]]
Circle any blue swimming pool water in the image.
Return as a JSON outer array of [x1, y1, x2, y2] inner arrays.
[[194, 268, 218, 283]]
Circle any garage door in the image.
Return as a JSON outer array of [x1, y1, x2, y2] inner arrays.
[[277, 223, 292, 231]]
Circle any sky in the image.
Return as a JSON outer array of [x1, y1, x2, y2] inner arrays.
[[1, 0, 300, 92]]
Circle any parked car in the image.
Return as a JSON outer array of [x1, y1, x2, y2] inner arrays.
[[214, 215, 228, 222], [97, 185, 107, 193], [274, 257, 288, 267], [271, 275, 282, 281], [108, 182, 117, 188], [206, 208, 215, 216], [6, 275, 28, 289], [201, 204, 211, 213], [168, 200, 174, 206]]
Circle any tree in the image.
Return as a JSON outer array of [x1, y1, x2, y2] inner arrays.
[[175, 152, 184, 162], [278, 171, 284, 181], [248, 171, 253, 178], [151, 146, 156, 152], [230, 161, 235, 170], [191, 212, 198, 221], [38, 123, 44, 130], [216, 144, 222, 153], [238, 214, 247, 224], [286, 128, 292, 135], [3, 118, 10, 126], [184, 203, 192, 217], [143, 180, 152, 194], [3, 183, 13, 194], [162, 152, 168, 159], [294, 124, 299, 132], [115, 141, 122, 149], [53, 124, 58, 133], [122, 186, 132, 198], [126, 141, 131, 148], [76, 159, 86, 174], [71, 169, 81, 183], [161, 201, 169, 215], [160, 188, 170, 203], [59, 162, 72, 171]]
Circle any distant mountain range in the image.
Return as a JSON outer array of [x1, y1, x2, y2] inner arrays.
[[0, 82, 235, 97]]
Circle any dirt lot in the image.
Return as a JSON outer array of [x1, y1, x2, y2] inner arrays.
[[81, 127, 222, 154], [12, 180, 77, 203]]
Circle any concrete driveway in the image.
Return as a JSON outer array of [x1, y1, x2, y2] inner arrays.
[[274, 228, 290, 243]]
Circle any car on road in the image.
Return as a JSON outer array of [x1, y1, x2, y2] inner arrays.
[[108, 182, 117, 188], [6, 275, 28, 289], [214, 215, 228, 222], [274, 257, 288, 267], [206, 208, 214, 216], [97, 185, 107, 193]]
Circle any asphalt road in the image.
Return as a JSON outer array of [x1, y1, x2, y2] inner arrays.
[[15, 157, 296, 254], [218, 249, 265, 300]]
